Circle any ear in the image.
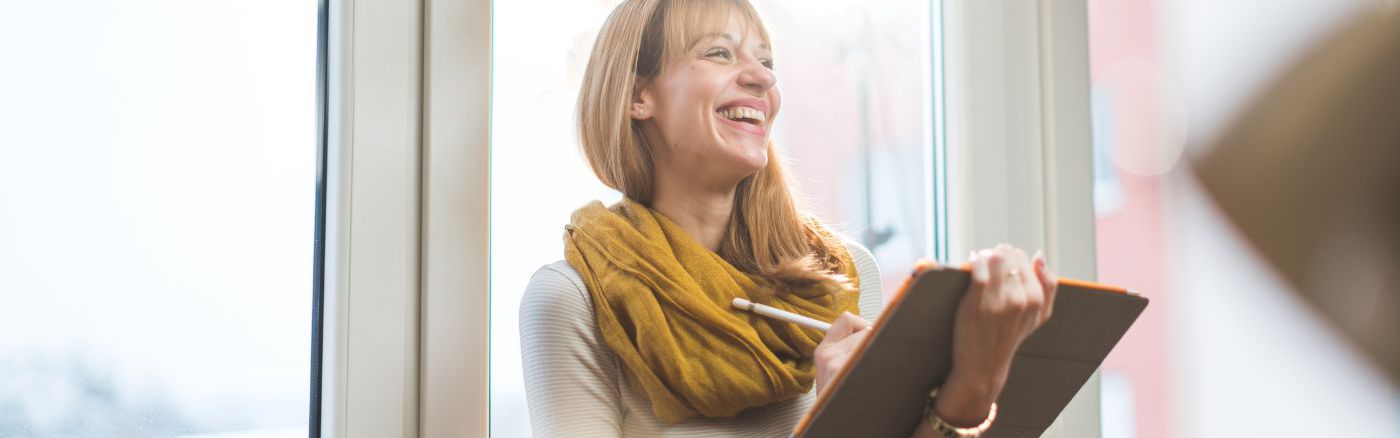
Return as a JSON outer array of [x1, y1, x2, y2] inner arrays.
[[630, 78, 655, 121]]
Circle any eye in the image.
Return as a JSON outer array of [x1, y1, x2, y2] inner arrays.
[[760, 58, 775, 70], [704, 47, 733, 61]]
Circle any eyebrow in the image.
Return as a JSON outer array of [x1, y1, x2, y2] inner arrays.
[[692, 32, 770, 51]]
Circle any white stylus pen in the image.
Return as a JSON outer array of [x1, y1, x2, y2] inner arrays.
[[731, 297, 833, 333]]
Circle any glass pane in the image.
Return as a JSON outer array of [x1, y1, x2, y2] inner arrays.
[[0, 1, 317, 436], [491, 0, 937, 436]]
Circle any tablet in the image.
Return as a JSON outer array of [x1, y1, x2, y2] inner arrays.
[[794, 266, 1147, 438]]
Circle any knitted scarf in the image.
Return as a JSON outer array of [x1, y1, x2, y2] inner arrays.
[[563, 198, 860, 423]]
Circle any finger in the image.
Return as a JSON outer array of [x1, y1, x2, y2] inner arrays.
[[829, 330, 871, 372], [1011, 247, 1039, 303], [820, 329, 871, 384], [826, 311, 869, 339], [984, 248, 1009, 298], [1011, 247, 1045, 313], [1010, 247, 1030, 275], [837, 327, 872, 352], [824, 315, 853, 340], [970, 250, 991, 298], [1034, 252, 1059, 319], [841, 311, 872, 331], [1033, 252, 1057, 299]]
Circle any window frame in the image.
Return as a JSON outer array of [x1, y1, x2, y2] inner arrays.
[[320, 0, 490, 435], [322, 0, 428, 430], [417, 0, 491, 435], [943, 0, 1100, 436], [311, 0, 330, 433]]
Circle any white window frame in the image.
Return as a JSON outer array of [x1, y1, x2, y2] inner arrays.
[[322, 0, 424, 435], [320, 0, 1094, 435], [320, 0, 489, 435], [944, 0, 1099, 436], [417, 0, 490, 435]]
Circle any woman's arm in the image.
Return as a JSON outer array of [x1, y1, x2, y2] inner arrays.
[[934, 245, 1057, 428], [519, 264, 624, 437]]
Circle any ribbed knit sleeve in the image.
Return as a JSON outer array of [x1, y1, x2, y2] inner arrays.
[[847, 240, 885, 323], [519, 263, 625, 437]]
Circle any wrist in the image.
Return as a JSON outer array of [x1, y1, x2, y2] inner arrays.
[[923, 386, 999, 437], [935, 368, 1004, 427]]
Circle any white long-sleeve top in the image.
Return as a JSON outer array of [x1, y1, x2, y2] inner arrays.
[[519, 240, 884, 437]]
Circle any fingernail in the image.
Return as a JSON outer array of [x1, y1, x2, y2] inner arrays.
[[972, 258, 989, 281]]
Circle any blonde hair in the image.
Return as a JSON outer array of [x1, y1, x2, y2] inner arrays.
[[577, 0, 852, 293]]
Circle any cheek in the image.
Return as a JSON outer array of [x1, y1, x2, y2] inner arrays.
[[772, 92, 782, 119], [659, 74, 715, 132]]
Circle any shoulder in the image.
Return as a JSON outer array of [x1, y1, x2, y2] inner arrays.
[[832, 233, 880, 280], [526, 260, 584, 291], [831, 233, 886, 321], [520, 261, 592, 321], [519, 261, 611, 355], [836, 236, 877, 270]]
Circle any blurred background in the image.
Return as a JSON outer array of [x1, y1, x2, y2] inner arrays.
[[0, 1, 313, 436], [1089, 0, 1398, 436]]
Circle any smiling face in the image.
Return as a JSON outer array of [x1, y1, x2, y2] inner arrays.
[[632, 9, 779, 191]]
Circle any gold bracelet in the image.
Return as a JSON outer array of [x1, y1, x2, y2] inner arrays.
[[923, 386, 997, 438]]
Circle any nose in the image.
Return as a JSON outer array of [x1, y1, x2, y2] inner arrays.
[[737, 58, 776, 92]]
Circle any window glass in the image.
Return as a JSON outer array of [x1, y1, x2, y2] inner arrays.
[[490, 0, 937, 436], [0, 2, 316, 436]]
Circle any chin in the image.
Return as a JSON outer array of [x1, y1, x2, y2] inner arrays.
[[732, 151, 768, 178], [711, 134, 770, 180]]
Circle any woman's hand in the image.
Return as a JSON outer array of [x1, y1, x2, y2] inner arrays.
[[812, 311, 871, 397], [935, 244, 1058, 427]]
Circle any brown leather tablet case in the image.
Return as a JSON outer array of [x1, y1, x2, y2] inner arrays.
[[793, 266, 1147, 438]]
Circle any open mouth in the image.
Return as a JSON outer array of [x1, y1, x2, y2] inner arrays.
[[715, 105, 768, 136], [716, 106, 767, 126]]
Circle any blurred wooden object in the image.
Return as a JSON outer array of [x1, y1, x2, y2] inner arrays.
[[1192, 7, 1400, 382]]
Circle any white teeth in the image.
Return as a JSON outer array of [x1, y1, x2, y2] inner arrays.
[[718, 107, 766, 124]]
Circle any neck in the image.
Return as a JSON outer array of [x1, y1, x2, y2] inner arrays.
[[650, 179, 737, 253]]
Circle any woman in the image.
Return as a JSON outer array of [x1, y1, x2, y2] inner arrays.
[[519, 0, 1058, 436]]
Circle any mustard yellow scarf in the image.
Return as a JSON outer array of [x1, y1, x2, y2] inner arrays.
[[563, 198, 859, 423]]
